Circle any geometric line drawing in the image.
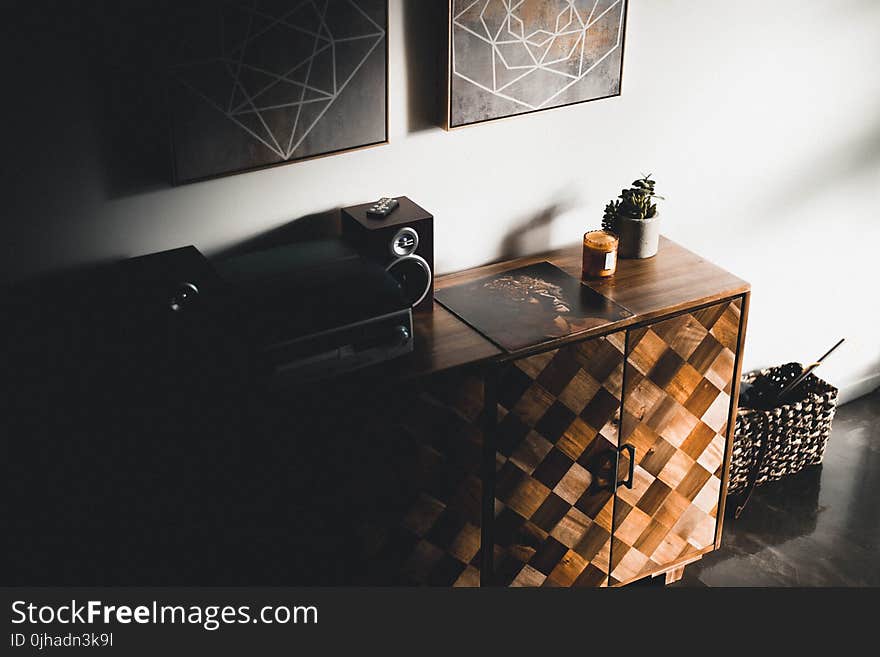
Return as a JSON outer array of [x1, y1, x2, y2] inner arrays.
[[453, 0, 624, 110], [449, 0, 626, 127], [173, 0, 385, 161]]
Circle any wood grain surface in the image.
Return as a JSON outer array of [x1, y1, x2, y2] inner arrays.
[[383, 237, 749, 381], [609, 298, 743, 586], [300, 238, 750, 586], [490, 333, 627, 587]]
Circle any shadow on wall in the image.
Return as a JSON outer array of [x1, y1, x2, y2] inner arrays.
[[0, 3, 144, 282], [764, 111, 880, 215], [214, 197, 575, 279], [0, 1, 193, 201], [498, 206, 559, 262], [84, 1, 178, 199], [401, 0, 447, 133], [495, 194, 577, 262], [214, 209, 342, 261]]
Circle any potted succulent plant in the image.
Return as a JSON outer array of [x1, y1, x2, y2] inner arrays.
[[602, 175, 665, 259]]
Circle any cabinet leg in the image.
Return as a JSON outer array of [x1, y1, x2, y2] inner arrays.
[[664, 565, 686, 585]]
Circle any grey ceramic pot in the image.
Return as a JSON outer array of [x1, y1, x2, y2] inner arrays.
[[616, 212, 660, 259]]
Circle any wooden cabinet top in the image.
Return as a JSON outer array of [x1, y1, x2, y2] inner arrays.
[[378, 236, 749, 382]]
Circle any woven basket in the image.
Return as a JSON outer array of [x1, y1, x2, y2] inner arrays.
[[728, 364, 838, 496]]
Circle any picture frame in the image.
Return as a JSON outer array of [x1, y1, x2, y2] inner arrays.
[[168, 0, 390, 184], [445, 0, 628, 130]]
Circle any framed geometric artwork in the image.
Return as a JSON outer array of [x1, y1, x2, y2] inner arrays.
[[446, 0, 628, 129], [167, 0, 388, 184]]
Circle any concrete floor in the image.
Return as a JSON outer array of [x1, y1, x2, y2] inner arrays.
[[677, 388, 880, 586]]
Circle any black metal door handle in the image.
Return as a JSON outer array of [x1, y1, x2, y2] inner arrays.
[[617, 444, 635, 489]]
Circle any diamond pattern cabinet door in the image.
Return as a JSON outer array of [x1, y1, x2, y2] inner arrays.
[[610, 299, 742, 586], [492, 332, 626, 587], [356, 372, 487, 587]]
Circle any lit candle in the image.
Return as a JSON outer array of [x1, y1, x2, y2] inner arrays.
[[582, 230, 618, 280]]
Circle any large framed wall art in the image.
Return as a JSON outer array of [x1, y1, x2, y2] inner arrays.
[[168, 0, 388, 183], [447, 0, 627, 129]]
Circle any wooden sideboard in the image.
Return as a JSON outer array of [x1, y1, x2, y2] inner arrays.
[[2, 236, 747, 586], [345, 236, 749, 587]]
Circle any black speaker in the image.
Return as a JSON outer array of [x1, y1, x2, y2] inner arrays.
[[341, 197, 434, 311]]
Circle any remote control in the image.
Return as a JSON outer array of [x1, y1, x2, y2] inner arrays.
[[366, 197, 399, 219]]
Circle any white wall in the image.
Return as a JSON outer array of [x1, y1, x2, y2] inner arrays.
[[4, 0, 880, 401]]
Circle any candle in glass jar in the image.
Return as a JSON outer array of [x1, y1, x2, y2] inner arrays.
[[582, 230, 618, 280]]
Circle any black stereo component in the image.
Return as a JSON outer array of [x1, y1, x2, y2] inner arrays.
[[214, 239, 413, 383], [341, 196, 434, 311]]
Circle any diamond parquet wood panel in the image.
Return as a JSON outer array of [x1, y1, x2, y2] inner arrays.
[[364, 299, 742, 587], [492, 332, 626, 587], [610, 299, 742, 585], [350, 372, 487, 586]]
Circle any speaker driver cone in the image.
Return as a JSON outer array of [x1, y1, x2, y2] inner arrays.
[[390, 226, 419, 257], [386, 254, 431, 308]]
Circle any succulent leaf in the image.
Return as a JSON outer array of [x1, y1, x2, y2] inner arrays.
[[604, 174, 663, 223]]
